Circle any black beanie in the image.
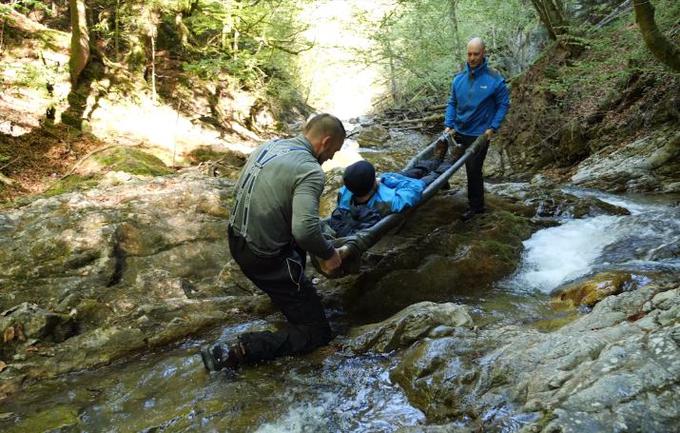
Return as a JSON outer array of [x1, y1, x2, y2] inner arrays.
[[343, 160, 376, 197]]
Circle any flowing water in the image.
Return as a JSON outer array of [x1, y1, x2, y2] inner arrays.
[[504, 188, 680, 294], [2, 186, 678, 433], [1, 323, 424, 433]]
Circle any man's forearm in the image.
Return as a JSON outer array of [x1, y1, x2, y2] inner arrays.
[[292, 215, 334, 259], [291, 178, 334, 259]]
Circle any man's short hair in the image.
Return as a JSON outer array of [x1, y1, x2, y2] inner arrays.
[[343, 160, 375, 197], [304, 113, 346, 141]]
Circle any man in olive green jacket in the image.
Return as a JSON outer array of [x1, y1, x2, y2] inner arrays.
[[201, 113, 345, 372]]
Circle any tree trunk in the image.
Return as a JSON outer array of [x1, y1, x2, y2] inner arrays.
[[449, 0, 463, 61], [68, 0, 89, 86], [530, 0, 568, 40], [150, 32, 157, 102], [387, 40, 398, 103], [114, 0, 120, 60], [633, 0, 680, 72]]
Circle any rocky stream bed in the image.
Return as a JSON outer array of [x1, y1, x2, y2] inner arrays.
[[0, 126, 678, 433]]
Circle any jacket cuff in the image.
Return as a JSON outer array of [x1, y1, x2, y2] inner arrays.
[[316, 243, 335, 260]]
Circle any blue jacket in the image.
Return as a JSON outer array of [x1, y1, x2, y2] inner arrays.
[[336, 173, 425, 217], [444, 58, 510, 136]]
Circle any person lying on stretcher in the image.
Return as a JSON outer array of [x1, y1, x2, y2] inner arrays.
[[327, 160, 423, 237], [328, 141, 463, 237]]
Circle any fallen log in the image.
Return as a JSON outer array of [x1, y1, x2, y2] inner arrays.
[[392, 113, 444, 125]]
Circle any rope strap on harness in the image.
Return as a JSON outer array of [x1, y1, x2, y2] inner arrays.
[[230, 141, 307, 237]]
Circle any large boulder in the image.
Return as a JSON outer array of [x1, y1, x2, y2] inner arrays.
[[486, 181, 630, 221], [550, 271, 635, 310], [0, 171, 264, 394], [343, 194, 535, 323], [356, 125, 390, 148], [348, 302, 472, 354], [391, 281, 680, 432]]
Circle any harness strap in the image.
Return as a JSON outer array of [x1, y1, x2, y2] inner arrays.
[[229, 141, 307, 237]]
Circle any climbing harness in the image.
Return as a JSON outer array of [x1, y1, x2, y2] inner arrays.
[[230, 140, 307, 238]]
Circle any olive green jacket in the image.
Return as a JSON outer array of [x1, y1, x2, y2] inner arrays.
[[229, 135, 334, 260]]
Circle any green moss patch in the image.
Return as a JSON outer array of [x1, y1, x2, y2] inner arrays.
[[42, 174, 101, 198], [92, 147, 172, 177], [185, 146, 246, 166]]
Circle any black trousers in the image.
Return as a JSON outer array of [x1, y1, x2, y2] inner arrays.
[[227, 227, 332, 363], [455, 132, 489, 212]]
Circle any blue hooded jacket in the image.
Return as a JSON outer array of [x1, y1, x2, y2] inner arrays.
[[444, 58, 510, 136], [336, 173, 425, 216]]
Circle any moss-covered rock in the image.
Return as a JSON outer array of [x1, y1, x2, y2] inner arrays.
[[84, 146, 173, 177], [0, 172, 268, 396], [42, 174, 102, 197], [356, 124, 390, 148], [550, 271, 634, 310], [5, 406, 78, 433], [344, 196, 535, 323]]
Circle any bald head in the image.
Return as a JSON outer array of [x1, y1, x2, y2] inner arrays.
[[304, 113, 346, 164], [466, 37, 486, 69], [467, 37, 485, 51]]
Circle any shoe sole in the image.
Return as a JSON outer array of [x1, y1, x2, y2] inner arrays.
[[200, 345, 216, 371]]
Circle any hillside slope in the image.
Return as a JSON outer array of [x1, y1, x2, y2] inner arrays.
[[493, 2, 679, 193]]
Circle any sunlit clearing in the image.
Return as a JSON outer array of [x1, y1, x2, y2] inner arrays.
[[297, 0, 391, 120]]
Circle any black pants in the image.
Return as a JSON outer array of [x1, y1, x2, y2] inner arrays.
[[455, 132, 489, 212], [227, 227, 332, 363]]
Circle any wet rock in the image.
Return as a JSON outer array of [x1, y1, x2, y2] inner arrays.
[[0, 303, 78, 363], [349, 115, 374, 126], [550, 271, 634, 310], [395, 424, 475, 433], [486, 182, 630, 220], [348, 302, 472, 353], [3, 405, 78, 433], [356, 124, 390, 148], [393, 282, 680, 432], [0, 303, 77, 344], [0, 172, 265, 389]]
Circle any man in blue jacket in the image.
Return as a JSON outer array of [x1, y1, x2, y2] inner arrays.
[[329, 160, 425, 237], [444, 37, 510, 220]]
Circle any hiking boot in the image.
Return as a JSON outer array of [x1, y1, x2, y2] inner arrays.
[[200, 341, 246, 372], [460, 208, 485, 221]]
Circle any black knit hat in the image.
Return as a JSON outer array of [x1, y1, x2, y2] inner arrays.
[[343, 160, 376, 197]]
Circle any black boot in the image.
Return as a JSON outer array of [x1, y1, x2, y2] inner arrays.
[[200, 341, 246, 372], [460, 208, 485, 221]]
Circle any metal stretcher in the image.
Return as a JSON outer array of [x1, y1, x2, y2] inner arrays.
[[312, 133, 488, 279]]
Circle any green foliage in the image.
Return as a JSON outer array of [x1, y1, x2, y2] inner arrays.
[[6, 0, 51, 16], [354, 0, 538, 105], [16, 63, 46, 89], [81, 0, 312, 121]]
